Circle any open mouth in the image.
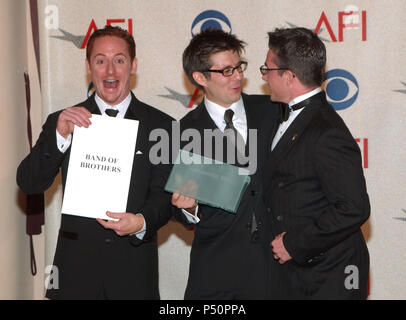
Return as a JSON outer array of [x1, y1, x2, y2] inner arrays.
[[103, 80, 119, 89]]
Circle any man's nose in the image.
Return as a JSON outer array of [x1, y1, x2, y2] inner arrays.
[[107, 60, 115, 74]]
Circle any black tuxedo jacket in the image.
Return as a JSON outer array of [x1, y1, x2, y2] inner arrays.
[[17, 92, 173, 299], [173, 94, 279, 299], [263, 91, 370, 299]]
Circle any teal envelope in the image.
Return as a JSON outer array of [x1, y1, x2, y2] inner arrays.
[[165, 150, 251, 213]]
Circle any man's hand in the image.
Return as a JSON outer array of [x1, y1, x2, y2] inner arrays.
[[171, 193, 197, 214], [271, 232, 292, 264], [97, 212, 145, 236], [57, 106, 92, 138]]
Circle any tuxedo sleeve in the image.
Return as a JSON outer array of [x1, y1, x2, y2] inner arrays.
[[17, 111, 67, 194], [131, 163, 197, 246], [171, 206, 199, 228], [135, 162, 173, 243], [283, 128, 370, 265]]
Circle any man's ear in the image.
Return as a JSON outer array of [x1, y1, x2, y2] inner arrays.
[[131, 57, 138, 74], [285, 70, 296, 83], [192, 71, 207, 88], [86, 59, 91, 74]]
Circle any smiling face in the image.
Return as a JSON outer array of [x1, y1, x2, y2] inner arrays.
[[86, 36, 137, 106], [193, 50, 244, 108]]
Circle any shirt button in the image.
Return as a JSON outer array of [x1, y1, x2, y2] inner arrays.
[[276, 215, 283, 222], [278, 182, 284, 188]]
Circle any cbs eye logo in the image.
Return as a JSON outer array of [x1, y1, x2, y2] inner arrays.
[[191, 10, 232, 37], [324, 69, 359, 110]]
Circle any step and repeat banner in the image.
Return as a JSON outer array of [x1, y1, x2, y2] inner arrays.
[[37, 0, 406, 299]]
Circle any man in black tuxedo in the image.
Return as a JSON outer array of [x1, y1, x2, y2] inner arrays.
[[17, 26, 173, 299], [171, 29, 279, 299], [261, 27, 370, 299]]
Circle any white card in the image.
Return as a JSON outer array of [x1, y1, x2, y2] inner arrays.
[[61, 114, 139, 220]]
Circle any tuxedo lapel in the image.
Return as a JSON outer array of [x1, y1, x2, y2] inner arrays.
[[124, 92, 148, 121], [242, 94, 259, 154], [83, 94, 102, 115], [122, 92, 150, 157], [269, 120, 279, 150], [188, 101, 222, 161], [189, 101, 219, 131], [267, 92, 325, 177]]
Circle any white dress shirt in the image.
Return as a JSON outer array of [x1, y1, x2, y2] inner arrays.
[[204, 96, 247, 143], [94, 93, 131, 119], [271, 87, 322, 151]]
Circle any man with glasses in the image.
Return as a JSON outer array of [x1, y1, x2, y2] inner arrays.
[[261, 27, 370, 299], [171, 29, 280, 299]]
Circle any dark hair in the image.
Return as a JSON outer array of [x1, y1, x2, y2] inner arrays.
[[86, 25, 136, 62], [267, 27, 326, 87], [183, 29, 246, 88]]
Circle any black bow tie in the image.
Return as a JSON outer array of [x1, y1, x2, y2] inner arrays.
[[280, 103, 306, 123], [105, 108, 119, 117]]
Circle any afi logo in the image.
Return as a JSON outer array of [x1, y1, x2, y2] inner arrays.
[[51, 18, 133, 49], [393, 81, 406, 94], [355, 138, 368, 169], [81, 19, 133, 48], [315, 8, 367, 42]]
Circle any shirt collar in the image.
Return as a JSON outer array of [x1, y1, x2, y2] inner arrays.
[[288, 87, 322, 109], [204, 96, 245, 126], [95, 93, 132, 118]]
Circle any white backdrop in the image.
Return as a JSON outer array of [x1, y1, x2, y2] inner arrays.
[[37, 0, 406, 299]]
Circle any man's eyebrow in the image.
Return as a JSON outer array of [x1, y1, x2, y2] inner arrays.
[[114, 53, 128, 58], [114, 53, 127, 56], [92, 53, 127, 58], [216, 61, 243, 69], [92, 53, 106, 59]]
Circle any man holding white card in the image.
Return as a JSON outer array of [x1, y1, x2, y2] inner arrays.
[[17, 26, 173, 299]]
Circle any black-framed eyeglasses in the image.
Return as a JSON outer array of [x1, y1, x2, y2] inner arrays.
[[202, 61, 248, 77], [259, 64, 288, 75]]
